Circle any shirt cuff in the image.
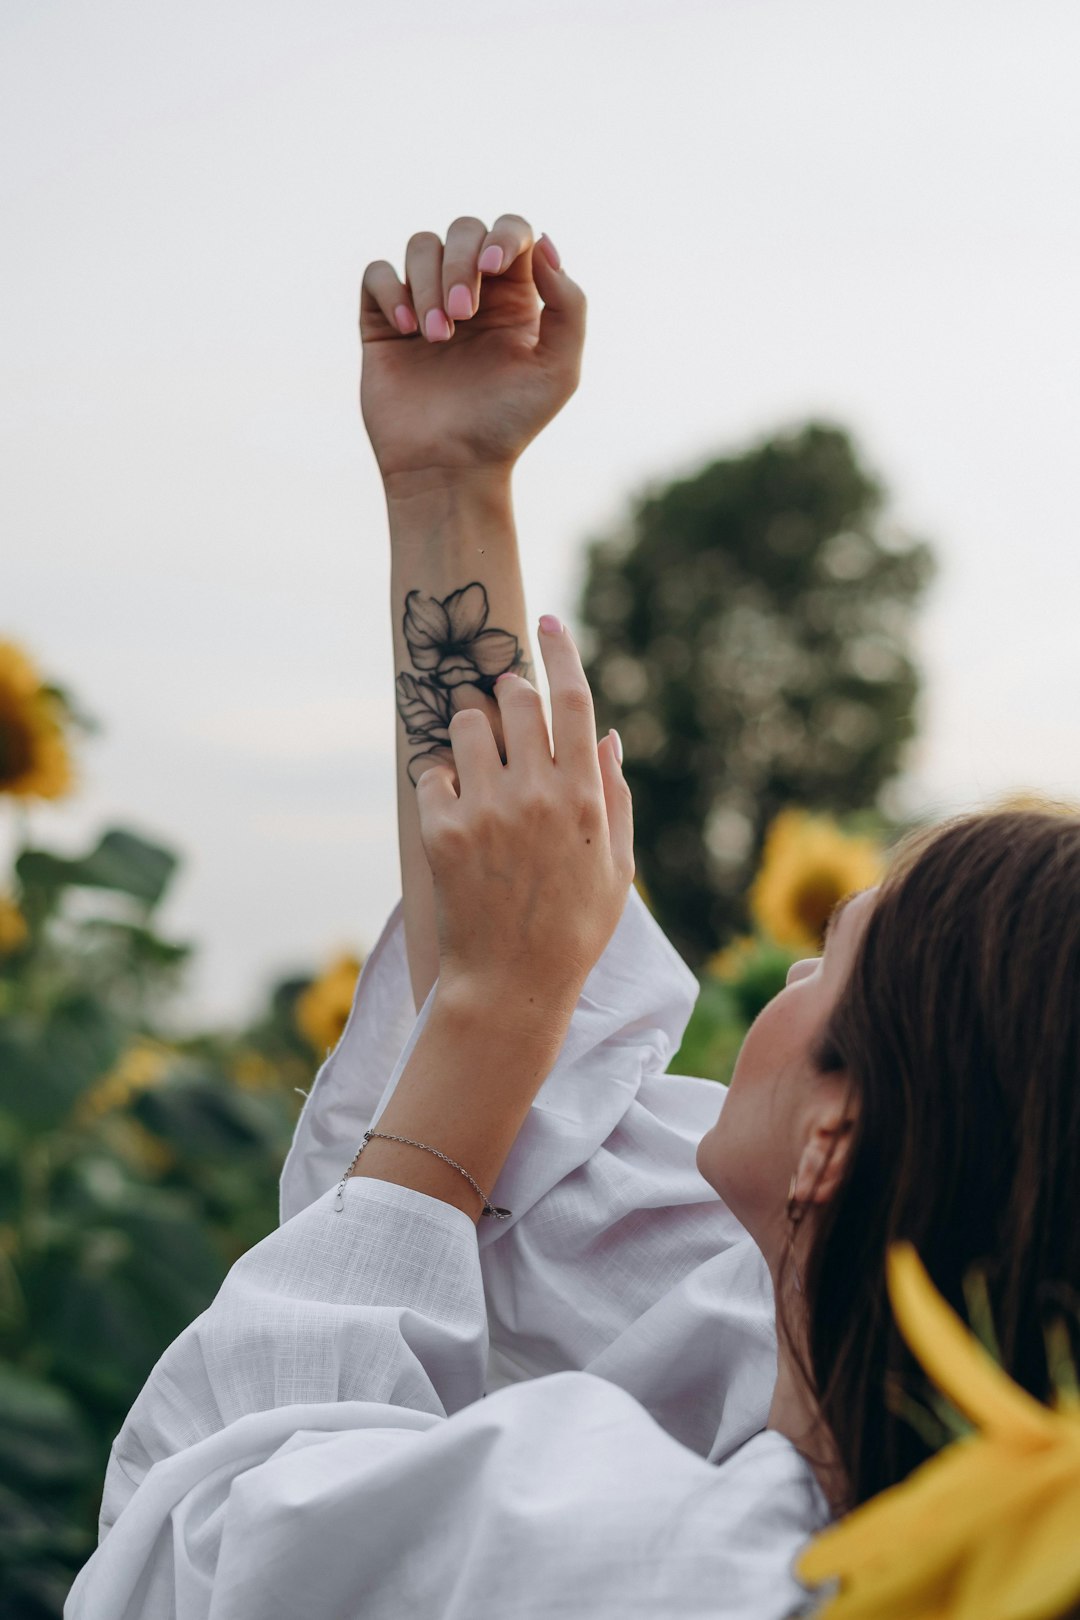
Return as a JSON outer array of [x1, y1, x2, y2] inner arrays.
[[279, 884, 700, 1226]]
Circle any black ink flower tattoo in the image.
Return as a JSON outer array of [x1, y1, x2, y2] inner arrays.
[[395, 584, 532, 785]]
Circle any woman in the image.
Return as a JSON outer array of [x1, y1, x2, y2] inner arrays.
[[65, 219, 1080, 1619]]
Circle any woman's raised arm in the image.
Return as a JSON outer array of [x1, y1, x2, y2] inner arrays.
[[359, 214, 586, 1011]]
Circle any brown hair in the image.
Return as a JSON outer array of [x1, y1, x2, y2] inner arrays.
[[802, 806, 1080, 1508]]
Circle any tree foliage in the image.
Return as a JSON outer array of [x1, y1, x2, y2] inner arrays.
[[577, 422, 935, 967]]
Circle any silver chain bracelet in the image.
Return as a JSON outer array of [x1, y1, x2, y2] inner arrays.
[[333, 1129, 512, 1219]]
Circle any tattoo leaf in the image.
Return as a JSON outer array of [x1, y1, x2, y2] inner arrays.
[[395, 673, 450, 743]]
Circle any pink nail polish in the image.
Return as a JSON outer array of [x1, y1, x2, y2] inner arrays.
[[539, 613, 562, 634], [537, 234, 561, 271], [447, 284, 473, 320], [394, 304, 417, 334], [424, 308, 451, 342], [478, 245, 504, 274]]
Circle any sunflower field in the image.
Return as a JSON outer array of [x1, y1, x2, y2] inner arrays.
[[0, 641, 360, 1617], [0, 637, 891, 1615]]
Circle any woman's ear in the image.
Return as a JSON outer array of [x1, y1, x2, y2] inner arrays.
[[792, 1078, 860, 1208]]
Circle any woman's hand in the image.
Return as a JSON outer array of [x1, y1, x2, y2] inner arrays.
[[415, 614, 633, 1025], [359, 215, 586, 489]]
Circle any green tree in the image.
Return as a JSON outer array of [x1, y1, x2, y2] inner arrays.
[[577, 422, 935, 968]]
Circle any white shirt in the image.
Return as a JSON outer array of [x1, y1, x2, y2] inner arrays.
[[65, 886, 830, 1619]]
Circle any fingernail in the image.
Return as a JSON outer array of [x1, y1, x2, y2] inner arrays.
[[424, 308, 451, 341], [537, 234, 561, 270], [478, 245, 504, 274], [539, 613, 562, 634], [495, 671, 517, 686], [447, 283, 473, 320], [394, 304, 417, 334], [610, 729, 624, 766]]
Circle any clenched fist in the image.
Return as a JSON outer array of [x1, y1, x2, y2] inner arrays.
[[359, 214, 586, 489]]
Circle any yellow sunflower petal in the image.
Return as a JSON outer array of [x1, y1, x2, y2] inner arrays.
[[887, 1243, 1053, 1444], [296, 952, 363, 1055], [955, 1449, 1080, 1615], [0, 893, 28, 954], [0, 640, 76, 801], [749, 808, 883, 952], [797, 1438, 1000, 1594], [800, 1246, 1080, 1620]]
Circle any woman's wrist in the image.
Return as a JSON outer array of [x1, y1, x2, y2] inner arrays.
[[434, 969, 580, 1052], [382, 463, 515, 524], [347, 977, 574, 1222]]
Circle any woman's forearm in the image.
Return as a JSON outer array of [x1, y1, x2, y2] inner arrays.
[[348, 978, 569, 1221], [384, 467, 534, 1012]]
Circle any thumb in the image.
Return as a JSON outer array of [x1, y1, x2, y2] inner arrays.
[[532, 236, 586, 374], [598, 730, 635, 883]]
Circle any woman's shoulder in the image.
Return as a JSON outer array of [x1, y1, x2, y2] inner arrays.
[[149, 1369, 828, 1620], [480, 1366, 823, 1501], [447, 1370, 830, 1608], [469, 1373, 829, 1548]]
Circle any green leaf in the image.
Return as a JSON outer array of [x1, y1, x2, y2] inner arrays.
[[37, 682, 102, 737], [16, 828, 179, 909], [25, 1191, 227, 1402], [668, 978, 743, 1084], [0, 1479, 94, 1565], [0, 1363, 96, 1489], [0, 995, 125, 1130], [133, 1073, 271, 1161], [73, 917, 193, 970]]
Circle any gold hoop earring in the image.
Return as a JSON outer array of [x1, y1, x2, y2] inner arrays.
[[786, 1172, 807, 1229], [785, 1172, 806, 1295]]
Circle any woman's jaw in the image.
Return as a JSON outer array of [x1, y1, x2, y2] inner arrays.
[[694, 886, 877, 1277]]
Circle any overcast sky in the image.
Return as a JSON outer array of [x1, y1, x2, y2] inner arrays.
[[4, 0, 1078, 1027]]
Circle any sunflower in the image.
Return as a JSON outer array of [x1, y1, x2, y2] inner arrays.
[[0, 641, 74, 800], [74, 1037, 173, 1124], [703, 933, 758, 982], [102, 1115, 176, 1178], [229, 1049, 282, 1093], [749, 809, 884, 953], [798, 1244, 1080, 1619], [295, 952, 364, 1057], [0, 893, 28, 955]]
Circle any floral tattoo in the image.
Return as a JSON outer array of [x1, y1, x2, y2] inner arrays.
[[396, 583, 533, 786]]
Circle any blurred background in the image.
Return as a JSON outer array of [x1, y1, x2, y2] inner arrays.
[[2, 1, 1079, 1611]]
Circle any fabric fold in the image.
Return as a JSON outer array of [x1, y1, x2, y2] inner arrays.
[[96, 1178, 488, 1541], [279, 883, 701, 1224], [278, 884, 777, 1464]]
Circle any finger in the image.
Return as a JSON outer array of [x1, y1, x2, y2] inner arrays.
[[442, 215, 488, 323], [531, 236, 587, 377], [598, 730, 635, 882], [475, 212, 536, 280], [446, 706, 502, 800], [404, 230, 453, 344], [536, 615, 604, 787], [408, 748, 458, 793], [414, 760, 460, 857], [493, 670, 552, 772], [359, 259, 419, 339]]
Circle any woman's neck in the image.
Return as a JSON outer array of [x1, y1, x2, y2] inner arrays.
[[767, 1320, 850, 1517]]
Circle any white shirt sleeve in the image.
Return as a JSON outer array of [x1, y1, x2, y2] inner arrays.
[[68, 1170, 826, 1620], [93, 1178, 488, 1542], [279, 886, 777, 1464]]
